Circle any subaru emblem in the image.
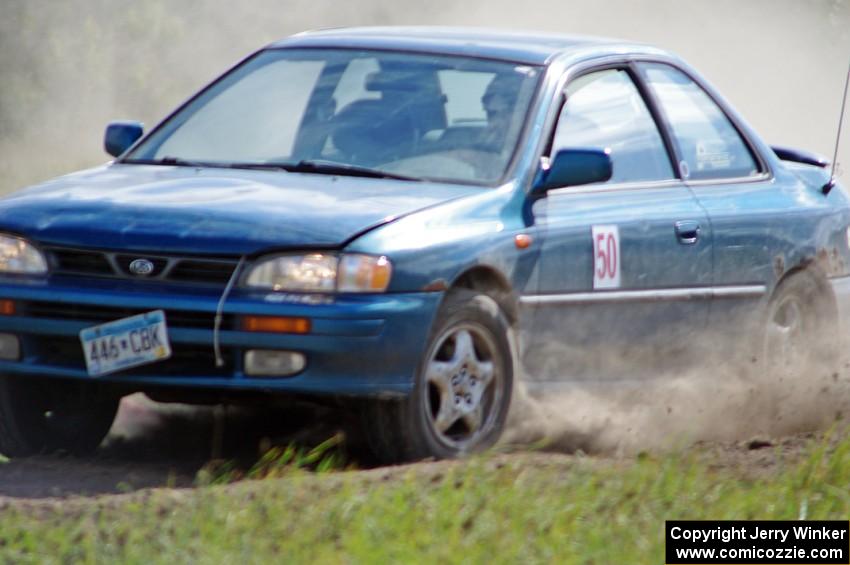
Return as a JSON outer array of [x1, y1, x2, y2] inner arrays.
[[129, 258, 155, 276]]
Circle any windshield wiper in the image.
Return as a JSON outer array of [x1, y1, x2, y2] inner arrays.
[[124, 157, 422, 181], [229, 160, 421, 182], [122, 156, 216, 168], [225, 162, 291, 172]]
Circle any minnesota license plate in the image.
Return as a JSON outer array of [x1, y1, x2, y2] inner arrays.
[[80, 310, 172, 377]]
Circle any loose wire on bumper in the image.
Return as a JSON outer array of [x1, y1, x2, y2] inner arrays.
[[213, 255, 246, 368]]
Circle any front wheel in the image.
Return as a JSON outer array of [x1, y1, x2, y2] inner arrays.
[[363, 290, 514, 463], [0, 376, 119, 457]]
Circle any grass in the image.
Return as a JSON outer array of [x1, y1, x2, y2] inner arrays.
[[195, 433, 349, 485], [2, 433, 850, 563]]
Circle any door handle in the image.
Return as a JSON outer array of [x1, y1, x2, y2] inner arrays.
[[674, 220, 700, 244]]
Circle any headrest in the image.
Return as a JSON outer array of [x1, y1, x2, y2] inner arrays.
[[484, 72, 525, 100]]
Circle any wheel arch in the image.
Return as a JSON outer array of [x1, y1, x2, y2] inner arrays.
[[763, 262, 840, 349], [447, 265, 519, 327], [771, 261, 837, 315]]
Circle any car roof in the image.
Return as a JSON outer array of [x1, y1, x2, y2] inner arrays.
[[269, 26, 667, 66]]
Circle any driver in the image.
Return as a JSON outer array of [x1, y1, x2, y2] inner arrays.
[[477, 72, 523, 151]]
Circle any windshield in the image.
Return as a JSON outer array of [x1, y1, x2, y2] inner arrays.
[[125, 48, 542, 185]]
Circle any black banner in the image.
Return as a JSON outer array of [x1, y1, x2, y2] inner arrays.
[[666, 521, 849, 564]]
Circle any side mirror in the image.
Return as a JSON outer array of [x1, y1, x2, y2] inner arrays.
[[532, 148, 612, 193], [104, 121, 144, 157]]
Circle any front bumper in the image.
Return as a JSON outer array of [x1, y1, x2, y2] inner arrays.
[[0, 276, 441, 398]]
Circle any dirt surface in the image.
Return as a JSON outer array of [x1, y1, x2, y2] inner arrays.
[[0, 393, 837, 503], [0, 394, 358, 499]]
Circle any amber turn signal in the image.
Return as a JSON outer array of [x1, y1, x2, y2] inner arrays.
[[0, 300, 15, 315], [241, 315, 311, 334], [515, 234, 533, 249]]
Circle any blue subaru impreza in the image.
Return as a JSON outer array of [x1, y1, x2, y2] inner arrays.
[[0, 27, 847, 462]]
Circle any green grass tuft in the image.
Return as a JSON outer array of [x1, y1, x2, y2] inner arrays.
[[196, 433, 348, 486]]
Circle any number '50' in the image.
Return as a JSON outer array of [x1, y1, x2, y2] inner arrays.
[[595, 233, 617, 279]]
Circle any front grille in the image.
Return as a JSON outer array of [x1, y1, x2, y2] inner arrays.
[[23, 301, 234, 330], [34, 336, 234, 377], [45, 247, 239, 287], [52, 248, 113, 273], [114, 255, 169, 277], [167, 259, 236, 285]]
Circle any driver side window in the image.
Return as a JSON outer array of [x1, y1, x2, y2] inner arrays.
[[551, 69, 674, 185]]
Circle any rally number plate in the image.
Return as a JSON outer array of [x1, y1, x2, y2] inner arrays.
[[80, 310, 172, 377]]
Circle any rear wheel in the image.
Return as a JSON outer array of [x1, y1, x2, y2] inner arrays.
[[363, 290, 514, 463], [0, 376, 119, 457], [763, 271, 836, 380], [757, 270, 839, 431]]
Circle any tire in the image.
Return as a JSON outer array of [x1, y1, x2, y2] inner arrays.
[[363, 289, 514, 463], [0, 375, 119, 457], [763, 270, 838, 389]]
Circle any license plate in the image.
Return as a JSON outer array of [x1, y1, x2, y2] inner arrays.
[[80, 310, 171, 377]]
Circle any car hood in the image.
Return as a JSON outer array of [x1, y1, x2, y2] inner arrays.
[[0, 164, 481, 255]]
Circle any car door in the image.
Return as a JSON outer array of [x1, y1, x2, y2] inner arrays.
[[521, 66, 713, 384], [636, 62, 779, 347]]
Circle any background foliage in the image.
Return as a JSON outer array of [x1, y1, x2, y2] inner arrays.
[[0, 0, 848, 192]]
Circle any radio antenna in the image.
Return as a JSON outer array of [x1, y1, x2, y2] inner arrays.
[[824, 58, 850, 195]]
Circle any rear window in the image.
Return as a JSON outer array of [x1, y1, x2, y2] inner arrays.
[[641, 63, 760, 181]]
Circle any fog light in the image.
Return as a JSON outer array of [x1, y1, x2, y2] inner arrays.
[[0, 333, 20, 360], [244, 350, 305, 377]]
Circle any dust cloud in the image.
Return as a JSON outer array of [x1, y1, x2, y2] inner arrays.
[[2, 1, 850, 456], [504, 323, 850, 455], [505, 364, 850, 455]]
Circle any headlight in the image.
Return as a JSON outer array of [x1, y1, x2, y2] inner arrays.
[[243, 253, 392, 293], [0, 235, 47, 275]]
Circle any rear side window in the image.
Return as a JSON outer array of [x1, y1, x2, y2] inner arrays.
[[551, 69, 674, 185], [641, 63, 759, 181], [438, 70, 493, 126]]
